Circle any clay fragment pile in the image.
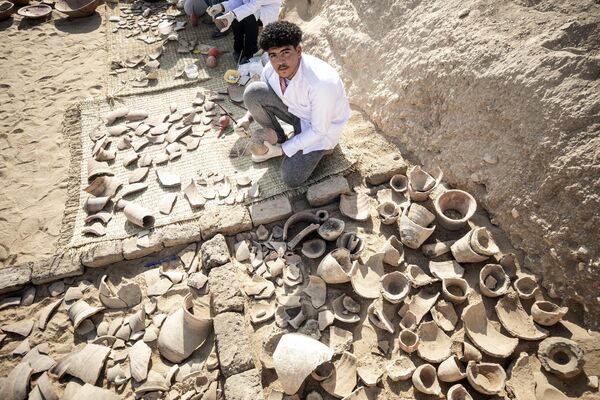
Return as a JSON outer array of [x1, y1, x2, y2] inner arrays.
[[83, 90, 255, 238], [231, 163, 588, 398]]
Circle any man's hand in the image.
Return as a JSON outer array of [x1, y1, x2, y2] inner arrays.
[[206, 4, 224, 17], [214, 11, 235, 32], [234, 114, 252, 137]]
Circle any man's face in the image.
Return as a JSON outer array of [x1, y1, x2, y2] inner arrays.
[[267, 45, 302, 79]]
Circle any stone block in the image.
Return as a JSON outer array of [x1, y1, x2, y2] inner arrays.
[[214, 312, 254, 378], [31, 250, 84, 285], [123, 232, 164, 260], [249, 196, 292, 226], [197, 204, 252, 240], [80, 241, 124, 268], [200, 234, 229, 270], [158, 220, 202, 247], [365, 153, 408, 185], [208, 263, 244, 313], [306, 175, 351, 207], [0, 263, 32, 294], [224, 369, 263, 400]]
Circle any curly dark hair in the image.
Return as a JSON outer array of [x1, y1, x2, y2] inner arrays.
[[259, 21, 303, 51]]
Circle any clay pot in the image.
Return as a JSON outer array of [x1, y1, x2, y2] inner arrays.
[[399, 207, 435, 249], [437, 356, 467, 383], [447, 384, 474, 400], [450, 230, 488, 263], [495, 292, 548, 340], [466, 361, 506, 395], [397, 328, 419, 353], [321, 351, 357, 398], [442, 277, 470, 304], [336, 232, 365, 260], [376, 201, 399, 225], [380, 271, 410, 304], [282, 211, 324, 240], [332, 295, 360, 324], [433, 189, 477, 231], [123, 203, 155, 228], [479, 264, 510, 297], [386, 356, 415, 381], [301, 239, 327, 259], [537, 337, 584, 379], [513, 276, 539, 300], [461, 301, 518, 358], [339, 192, 371, 221], [318, 218, 345, 241], [68, 300, 104, 330], [380, 235, 404, 266], [87, 158, 114, 181], [389, 174, 408, 193], [351, 255, 384, 299], [417, 321, 452, 363], [531, 301, 568, 326], [407, 165, 443, 201], [412, 364, 442, 396], [406, 264, 439, 288], [470, 227, 500, 256], [317, 248, 354, 284], [431, 299, 458, 332]]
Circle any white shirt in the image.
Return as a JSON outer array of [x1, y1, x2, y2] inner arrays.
[[222, 0, 281, 26], [261, 54, 351, 157]]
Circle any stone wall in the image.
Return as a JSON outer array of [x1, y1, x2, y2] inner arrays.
[[281, 0, 600, 326]]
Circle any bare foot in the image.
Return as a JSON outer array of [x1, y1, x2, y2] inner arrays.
[[190, 13, 198, 27]]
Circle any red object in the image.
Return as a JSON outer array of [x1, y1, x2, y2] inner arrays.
[[207, 47, 224, 58], [217, 116, 231, 138]]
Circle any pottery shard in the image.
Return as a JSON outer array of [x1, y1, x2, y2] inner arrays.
[[208, 263, 244, 313], [249, 196, 293, 225], [214, 312, 254, 378], [306, 175, 350, 207], [123, 234, 164, 260], [224, 369, 264, 400], [66, 343, 111, 384], [31, 251, 84, 284], [130, 340, 152, 382], [0, 263, 32, 294], [0, 361, 32, 400], [365, 153, 408, 185], [201, 233, 230, 270], [80, 240, 124, 268]]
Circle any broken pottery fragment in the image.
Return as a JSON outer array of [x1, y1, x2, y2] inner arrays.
[[0, 362, 32, 400], [438, 355, 467, 383], [447, 384, 473, 400], [389, 174, 408, 193], [317, 248, 354, 284], [31, 372, 58, 400], [87, 158, 114, 181], [412, 363, 442, 396], [398, 328, 419, 353], [156, 168, 181, 187], [380, 271, 410, 304], [495, 292, 548, 340], [130, 340, 152, 382], [318, 218, 345, 240], [406, 165, 443, 201], [421, 240, 455, 258], [399, 206, 435, 249], [84, 196, 110, 214], [351, 254, 385, 299], [85, 176, 122, 197], [122, 151, 139, 167], [250, 301, 276, 324], [386, 356, 415, 381], [405, 264, 438, 288], [429, 260, 464, 279], [332, 294, 360, 324], [479, 263, 510, 297], [105, 107, 129, 125], [339, 192, 370, 221], [84, 212, 112, 225], [234, 240, 250, 262], [336, 232, 365, 260], [95, 148, 116, 162], [287, 223, 320, 250], [82, 222, 106, 236], [38, 299, 62, 330], [184, 180, 206, 208], [107, 364, 128, 386], [128, 167, 149, 184], [442, 277, 470, 304], [318, 310, 334, 331], [126, 109, 148, 121], [68, 300, 103, 330], [433, 189, 477, 231], [311, 361, 334, 381], [357, 365, 383, 387], [321, 351, 357, 398], [57, 343, 110, 384], [13, 339, 30, 356], [380, 235, 404, 266], [466, 361, 506, 395], [399, 310, 417, 331], [123, 202, 155, 228], [451, 227, 499, 263], [157, 293, 212, 363], [159, 193, 177, 215], [120, 182, 148, 197], [301, 239, 327, 259], [107, 124, 129, 136], [462, 301, 518, 358], [431, 299, 458, 332], [513, 275, 540, 300], [417, 320, 452, 363], [303, 275, 327, 309], [538, 337, 584, 379], [531, 300, 568, 326], [272, 333, 334, 395], [402, 289, 439, 325], [367, 297, 394, 333]]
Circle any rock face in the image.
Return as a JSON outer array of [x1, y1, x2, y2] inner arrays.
[[201, 234, 229, 270], [282, 0, 600, 327], [213, 312, 254, 378], [208, 263, 244, 313]]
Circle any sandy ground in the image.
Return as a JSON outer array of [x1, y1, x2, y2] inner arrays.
[[0, 6, 106, 267]]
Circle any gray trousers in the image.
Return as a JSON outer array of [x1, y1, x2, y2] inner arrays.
[[243, 81, 329, 188]]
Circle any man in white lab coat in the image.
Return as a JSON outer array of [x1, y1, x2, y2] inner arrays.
[[207, 0, 281, 63], [237, 21, 351, 187]]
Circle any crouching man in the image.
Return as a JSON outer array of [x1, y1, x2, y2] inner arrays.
[[235, 21, 350, 187]]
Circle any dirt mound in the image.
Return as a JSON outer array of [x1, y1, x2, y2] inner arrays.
[[281, 0, 600, 327]]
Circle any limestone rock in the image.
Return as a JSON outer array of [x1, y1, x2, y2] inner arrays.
[[224, 369, 263, 400], [208, 263, 244, 313], [249, 196, 292, 225], [0, 263, 32, 294], [214, 312, 254, 378], [306, 176, 350, 207], [80, 241, 124, 268], [201, 234, 229, 270], [123, 233, 164, 260], [31, 251, 84, 285], [365, 153, 408, 185], [158, 220, 203, 247], [197, 204, 252, 239]]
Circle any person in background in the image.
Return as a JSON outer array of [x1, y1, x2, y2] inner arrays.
[[235, 21, 350, 187], [183, 0, 231, 39], [207, 0, 281, 63]]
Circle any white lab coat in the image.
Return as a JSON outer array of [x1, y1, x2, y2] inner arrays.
[[222, 0, 281, 25], [261, 54, 351, 157]]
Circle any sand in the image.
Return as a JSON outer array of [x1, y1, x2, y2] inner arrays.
[[0, 7, 106, 267]]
